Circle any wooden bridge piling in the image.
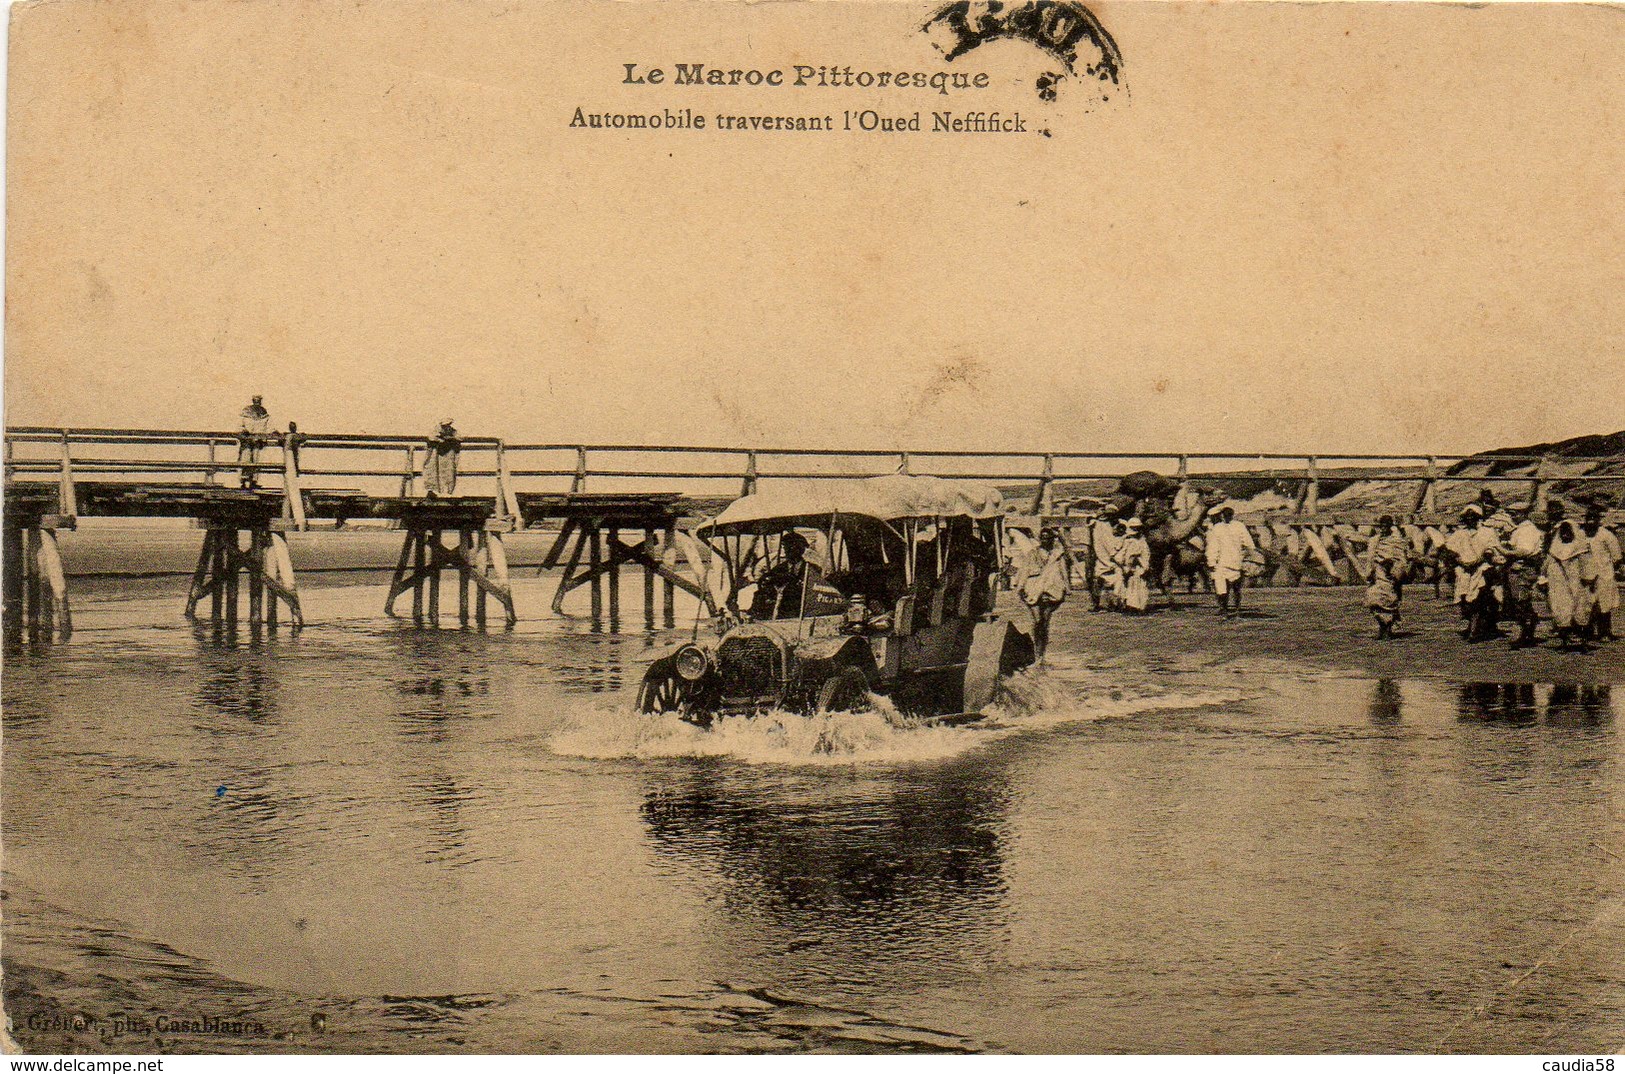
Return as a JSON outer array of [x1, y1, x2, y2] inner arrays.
[[4, 487, 75, 644], [523, 494, 703, 624], [383, 502, 516, 628], [184, 515, 304, 631]]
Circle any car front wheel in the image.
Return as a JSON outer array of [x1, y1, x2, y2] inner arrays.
[[638, 669, 688, 716], [814, 667, 871, 715]]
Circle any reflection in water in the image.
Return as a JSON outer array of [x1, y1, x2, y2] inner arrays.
[[189, 633, 293, 893], [381, 631, 496, 868], [640, 757, 1011, 986], [1457, 682, 1540, 725], [1455, 683, 1613, 726], [1369, 679, 1403, 724], [1546, 684, 1612, 727], [193, 631, 282, 725]]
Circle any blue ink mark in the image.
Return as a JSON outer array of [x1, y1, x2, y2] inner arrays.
[[215, 785, 228, 799]]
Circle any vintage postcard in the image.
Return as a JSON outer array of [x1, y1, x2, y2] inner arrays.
[[3, 0, 1622, 1059]]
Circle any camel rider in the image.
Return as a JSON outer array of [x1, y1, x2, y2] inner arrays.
[[1205, 504, 1256, 619], [1171, 482, 1205, 523]]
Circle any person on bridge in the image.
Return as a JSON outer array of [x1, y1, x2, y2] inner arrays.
[[1205, 504, 1256, 619], [237, 395, 271, 489], [424, 418, 461, 497]]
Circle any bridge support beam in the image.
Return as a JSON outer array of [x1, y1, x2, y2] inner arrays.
[[4, 520, 74, 643], [541, 517, 701, 626], [385, 524, 516, 628], [185, 523, 302, 629]]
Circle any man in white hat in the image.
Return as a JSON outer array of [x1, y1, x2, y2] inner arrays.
[[1204, 504, 1256, 618], [1114, 517, 1152, 612], [1087, 506, 1121, 611], [236, 394, 271, 489], [1452, 504, 1507, 641], [424, 418, 461, 497]]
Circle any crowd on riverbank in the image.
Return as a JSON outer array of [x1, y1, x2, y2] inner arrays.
[[1417, 498, 1619, 653], [1008, 490, 1622, 658]]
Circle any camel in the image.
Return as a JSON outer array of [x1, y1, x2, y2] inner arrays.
[[1106, 472, 1218, 597]]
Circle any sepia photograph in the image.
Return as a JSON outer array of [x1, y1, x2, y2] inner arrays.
[[2, 0, 1622, 1059]]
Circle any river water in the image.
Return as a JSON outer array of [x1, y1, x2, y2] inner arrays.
[[4, 578, 1623, 1053]]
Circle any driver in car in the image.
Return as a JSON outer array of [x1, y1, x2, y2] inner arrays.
[[750, 532, 820, 619]]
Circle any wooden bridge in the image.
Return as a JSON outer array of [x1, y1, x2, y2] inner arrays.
[[4, 425, 1619, 640]]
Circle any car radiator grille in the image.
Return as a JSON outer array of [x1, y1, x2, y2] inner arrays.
[[717, 636, 782, 696]]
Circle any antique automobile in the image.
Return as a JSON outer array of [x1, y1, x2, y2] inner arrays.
[[636, 475, 1035, 726]]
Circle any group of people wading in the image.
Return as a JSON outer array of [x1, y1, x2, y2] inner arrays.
[[1390, 494, 1621, 652], [1009, 500, 1263, 662], [1008, 481, 1621, 660], [1078, 502, 1259, 619]]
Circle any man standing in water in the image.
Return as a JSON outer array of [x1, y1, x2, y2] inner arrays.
[[1503, 503, 1545, 648], [1582, 507, 1620, 641], [1205, 504, 1256, 619], [1016, 527, 1070, 663], [424, 418, 461, 497], [1087, 506, 1120, 611], [1446, 505, 1506, 641], [237, 394, 270, 488], [1365, 515, 1410, 640], [1545, 519, 1596, 652]]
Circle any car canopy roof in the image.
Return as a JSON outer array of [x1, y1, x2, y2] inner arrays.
[[701, 474, 1004, 535]]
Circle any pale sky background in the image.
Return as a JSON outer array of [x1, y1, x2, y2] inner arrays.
[[4, 0, 1622, 456]]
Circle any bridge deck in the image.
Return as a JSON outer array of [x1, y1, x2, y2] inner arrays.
[[515, 491, 692, 528], [4, 481, 709, 529]]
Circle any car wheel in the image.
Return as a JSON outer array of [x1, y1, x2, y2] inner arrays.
[[637, 669, 688, 716], [814, 667, 871, 715]]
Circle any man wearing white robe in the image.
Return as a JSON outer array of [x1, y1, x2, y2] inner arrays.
[[1205, 505, 1256, 619], [1088, 509, 1121, 611], [1582, 508, 1620, 641]]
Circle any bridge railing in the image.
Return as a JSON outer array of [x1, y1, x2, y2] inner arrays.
[[4, 426, 1619, 529], [2, 427, 524, 528], [498, 445, 1620, 524]]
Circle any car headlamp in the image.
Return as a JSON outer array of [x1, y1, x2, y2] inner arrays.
[[673, 644, 709, 681]]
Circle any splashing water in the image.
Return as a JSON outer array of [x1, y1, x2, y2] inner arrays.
[[547, 668, 1246, 766]]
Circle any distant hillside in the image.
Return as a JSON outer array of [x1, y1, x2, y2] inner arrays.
[[1461, 430, 1625, 465]]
